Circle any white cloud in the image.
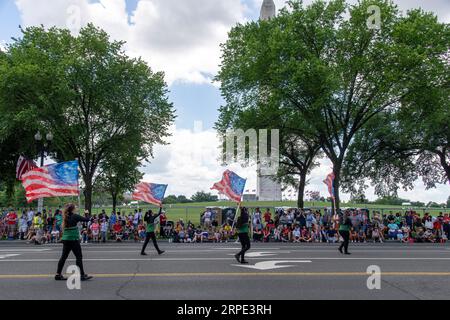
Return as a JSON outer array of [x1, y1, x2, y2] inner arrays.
[[0, 41, 5, 51], [14, 0, 248, 85], [141, 123, 257, 197]]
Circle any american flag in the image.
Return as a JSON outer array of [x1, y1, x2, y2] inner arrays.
[[211, 170, 247, 203], [21, 161, 80, 203], [323, 171, 336, 199], [16, 156, 37, 180], [132, 182, 168, 206]]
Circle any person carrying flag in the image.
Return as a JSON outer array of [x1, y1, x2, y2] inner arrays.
[[141, 207, 165, 256], [55, 203, 92, 281], [234, 207, 251, 264]]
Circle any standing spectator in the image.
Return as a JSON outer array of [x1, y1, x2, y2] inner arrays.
[[100, 219, 108, 243], [6, 210, 18, 239], [27, 208, 34, 228], [54, 209, 63, 233], [263, 209, 272, 224], [90, 219, 100, 243], [19, 212, 28, 240]]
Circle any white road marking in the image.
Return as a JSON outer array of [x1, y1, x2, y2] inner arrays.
[[0, 249, 51, 252], [0, 254, 20, 259], [233, 260, 312, 270]]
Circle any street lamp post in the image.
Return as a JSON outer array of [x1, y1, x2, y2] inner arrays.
[[34, 131, 53, 213]]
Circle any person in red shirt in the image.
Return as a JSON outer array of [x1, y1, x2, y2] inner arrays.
[[160, 212, 167, 238], [113, 221, 123, 242], [263, 209, 272, 224], [6, 211, 18, 239]]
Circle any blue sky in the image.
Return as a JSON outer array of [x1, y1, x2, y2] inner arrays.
[[1, 0, 449, 202]]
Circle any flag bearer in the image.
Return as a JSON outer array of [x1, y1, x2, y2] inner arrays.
[[141, 207, 165, 256]]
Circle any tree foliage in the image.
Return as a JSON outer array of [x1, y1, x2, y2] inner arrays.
[[216, 0, 449, 207], [0, 24, 176, 212]]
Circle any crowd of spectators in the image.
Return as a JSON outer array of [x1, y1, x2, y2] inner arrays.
[[1, 207, 449, 245]]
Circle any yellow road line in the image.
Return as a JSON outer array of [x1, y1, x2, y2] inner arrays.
[[1, 272, 450, 279]]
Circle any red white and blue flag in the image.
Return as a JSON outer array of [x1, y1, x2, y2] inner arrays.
[[323, 171, 336, 199], [16, 156, 37, 180], [211, 170, 247, 203], [21, 160, 80, 203], [132, 182, 168, 206]]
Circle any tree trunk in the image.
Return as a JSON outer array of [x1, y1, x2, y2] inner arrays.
[[112, 192, 117, 214], [83, 175, 93, 215], [333, 164, 342, 211], [297, 171, 307, 209], [439, 152, 450, 184]]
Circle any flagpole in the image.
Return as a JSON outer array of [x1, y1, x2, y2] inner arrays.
[[231, 202, 241, 230], [76, 158, 82, 211]]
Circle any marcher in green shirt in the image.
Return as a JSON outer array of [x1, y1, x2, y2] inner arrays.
[[339, 212, 352, 255], [55, 203, 92, 282], [234, 207, 251, 264], [141, 207, 165, 256]]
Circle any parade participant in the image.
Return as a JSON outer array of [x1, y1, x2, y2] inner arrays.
[[338, 212, 352, 255], [234, 207, 251, 264], [141, 207, 165, 256], [55, 204, 92, 281]]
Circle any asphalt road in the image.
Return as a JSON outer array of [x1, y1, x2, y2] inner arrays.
[[1, 241, 450, 300]]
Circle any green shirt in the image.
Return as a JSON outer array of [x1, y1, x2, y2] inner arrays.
[[61, 227, 80, 241], [239, 223, 249, 234], [146, 223, 155, 233], [55, 215, 62, 226]]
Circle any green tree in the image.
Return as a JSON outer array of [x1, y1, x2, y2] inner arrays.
[[191, 191, 219, 203], [0, 24, 175, 212], [216, 0, 448, 209], [95, 152, 143, 214]]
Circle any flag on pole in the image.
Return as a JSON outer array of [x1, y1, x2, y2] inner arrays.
[[21, 160, 80, 203], [132, 183, 168, 206], [323, 171, 336, 199], [211, 170, 247, 203], [16, 156, 37, 180]]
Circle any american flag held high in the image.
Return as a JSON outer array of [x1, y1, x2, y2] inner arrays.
[[211, 170, 247, 203], [21, 160, 80, 203], [16, 156, 37, 180], [132, 182, 168, 206]]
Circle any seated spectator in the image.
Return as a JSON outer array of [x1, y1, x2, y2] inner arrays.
[[292, 226, 301, 243], [253, 226, 263, 242], [281, 225, 290, 242], [358, 228, 366, 243], [50, 228, 60, 243], [350, 228, 358, 243], [263, 225, 271, 242], [388, 222, 399, 240], [326, 228, 338, 243], [300, 226, 312, 243], [113, 221, 123, 242]]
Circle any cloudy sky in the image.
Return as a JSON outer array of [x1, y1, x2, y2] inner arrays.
[[1, 0, 449, 202]]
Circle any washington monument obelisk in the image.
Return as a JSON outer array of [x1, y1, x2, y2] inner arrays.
[[256, 0, 282, 202], [260, 0, 276, 21]]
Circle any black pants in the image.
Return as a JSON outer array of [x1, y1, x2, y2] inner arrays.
[[57, 240, 85, 276], [339, 230, 350, 253], [238, 233, 251, 261], [141, 232, 161, 253]]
